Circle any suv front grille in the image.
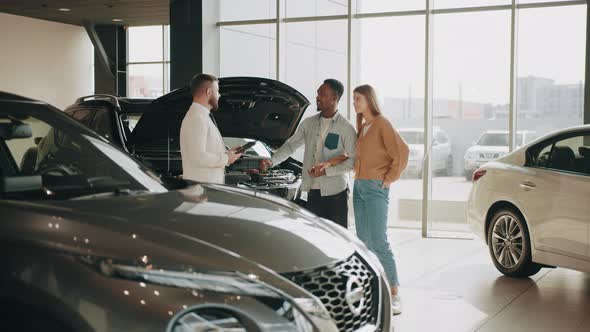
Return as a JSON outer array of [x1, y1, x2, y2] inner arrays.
[[284, 254, 379, 332]]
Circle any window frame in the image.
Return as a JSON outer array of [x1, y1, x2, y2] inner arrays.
[[525, 129, 590, 177], [126, 25, 170, 98]]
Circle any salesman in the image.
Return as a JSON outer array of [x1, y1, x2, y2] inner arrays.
[[180, 73, 241, 184]]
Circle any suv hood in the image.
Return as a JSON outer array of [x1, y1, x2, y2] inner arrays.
[[128, 77, 310, 149], [3, 184, 352, 274]]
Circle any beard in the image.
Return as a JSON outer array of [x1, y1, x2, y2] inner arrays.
[[209, 95, 219, 111]]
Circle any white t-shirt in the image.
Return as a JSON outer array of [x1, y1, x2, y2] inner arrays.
[[311, 117, 333, 189], [362, 123, 372, 137]]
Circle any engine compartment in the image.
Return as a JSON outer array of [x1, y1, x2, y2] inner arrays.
[[133, 148, 302, 200]]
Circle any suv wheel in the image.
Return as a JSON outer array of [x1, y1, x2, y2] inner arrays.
[[488, 209, 541, 278]]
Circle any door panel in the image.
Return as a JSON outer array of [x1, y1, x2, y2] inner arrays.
[[520, 132, 590, 260], [520, 169, 589, 260]]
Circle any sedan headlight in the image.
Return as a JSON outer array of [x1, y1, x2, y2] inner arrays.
[[293, 298, 329, 332]]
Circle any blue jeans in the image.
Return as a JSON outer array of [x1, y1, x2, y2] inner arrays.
[[353, 179, 400, 287]]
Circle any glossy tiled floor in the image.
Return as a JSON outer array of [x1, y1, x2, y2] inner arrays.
[[386, 229, 590, 332]]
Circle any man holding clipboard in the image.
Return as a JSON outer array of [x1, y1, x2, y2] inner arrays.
[[260, 79, 357, 228], [180, 74, 242, 184]]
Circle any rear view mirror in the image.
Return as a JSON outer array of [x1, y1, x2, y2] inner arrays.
[[0, 121, 32, 140], [0, 175, 42, 193]]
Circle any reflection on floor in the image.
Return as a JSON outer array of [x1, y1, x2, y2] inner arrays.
[[385, 229, 590, 332]]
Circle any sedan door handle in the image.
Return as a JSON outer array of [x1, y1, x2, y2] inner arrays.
[[519, 181, 537, 191]]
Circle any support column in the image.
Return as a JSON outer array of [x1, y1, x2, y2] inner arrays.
[[86, 24, 126, 96], [170, 0, 203, 90], [584, 2, 590, 124]]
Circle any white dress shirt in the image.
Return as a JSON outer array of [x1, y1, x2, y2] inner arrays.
[[180, 102, 228, 184]]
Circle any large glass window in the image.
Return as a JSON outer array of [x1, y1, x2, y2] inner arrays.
[[127, 25, 170, 98], [128, 26, 163, 63], [128, 64, 164, 98], [518, 0, 581, 3], [353, 16, 425, 228], [430, 10, 511, 232], [285, 0, 348, 18], [356, 0, 424, 13], [283, 20, 348, 120], [220, 0, 277, 21], [434, 0, 510, 9], [220, 24, 277, 78], [213, 1, 587, 234], [516, 5, 586, 135]]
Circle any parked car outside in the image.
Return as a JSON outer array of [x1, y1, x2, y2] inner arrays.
[[464, 130, 537, 181], [398, 127, 453, 178]]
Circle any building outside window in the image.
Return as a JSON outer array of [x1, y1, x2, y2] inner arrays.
[[127, 25, 170, 98]]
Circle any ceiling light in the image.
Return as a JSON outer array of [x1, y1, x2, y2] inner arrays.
[[58, 8, 70, 12], [112, 18, 123, 22]]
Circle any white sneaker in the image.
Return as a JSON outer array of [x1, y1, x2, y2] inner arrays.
[[391, 295, 402, 315]]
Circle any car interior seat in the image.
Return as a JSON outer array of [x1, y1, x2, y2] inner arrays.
[[578, 146, 590, 175], [20, 147, 38, 175], [550, 146, 576, 172]]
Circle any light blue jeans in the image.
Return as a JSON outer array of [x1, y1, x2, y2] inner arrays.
[[353, 179, 400, 287]]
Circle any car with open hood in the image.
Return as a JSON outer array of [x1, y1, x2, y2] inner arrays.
[[64, 77, 308, 202], [0, 92, 393, 331]]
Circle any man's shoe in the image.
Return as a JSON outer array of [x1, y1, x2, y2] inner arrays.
[[391, 295, 402, 315]]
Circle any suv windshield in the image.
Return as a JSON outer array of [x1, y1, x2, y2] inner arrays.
[[0, 105, 167, 200]]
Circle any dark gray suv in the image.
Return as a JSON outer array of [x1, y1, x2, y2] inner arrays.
[[0, 92, 393, 331]]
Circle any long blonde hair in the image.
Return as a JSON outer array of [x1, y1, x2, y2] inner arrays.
[[354, 84, 383, 136]]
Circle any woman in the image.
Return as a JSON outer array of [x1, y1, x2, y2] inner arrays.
[[315, 84, 409, 315]]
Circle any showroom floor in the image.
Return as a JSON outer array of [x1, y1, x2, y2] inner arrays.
[[386, 229, 590, 332]]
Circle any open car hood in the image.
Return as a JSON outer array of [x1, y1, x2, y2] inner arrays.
[[128, 77, 310, 149]]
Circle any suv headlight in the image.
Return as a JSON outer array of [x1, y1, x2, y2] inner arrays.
[[81, 256, 324, 332], [319, 218, 386, 276], [465, 151, 477, 160]]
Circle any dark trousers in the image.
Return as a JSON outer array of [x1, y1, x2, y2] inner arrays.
[[307, 188, 349, 228]]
